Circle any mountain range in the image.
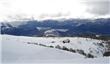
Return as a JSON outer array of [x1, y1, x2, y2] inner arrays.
[[1, 18, 110, 38]]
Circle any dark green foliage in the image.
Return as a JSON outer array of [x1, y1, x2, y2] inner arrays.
[[34, 43, 38, 45], [76, 49, 86, 56], [87, 54, 94, 58], [39, 44, 46, 47], [55, 45, 62, 49], [62, 39, 70, 43], [103, 52, 110, 56], [79, 34, 110, 41], [49, 46, 54, 48], [62, 46, 69, 51], [70, 48, 76, 53]]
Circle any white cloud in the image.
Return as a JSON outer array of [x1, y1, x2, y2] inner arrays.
[[83, 0, 110, 15], [0, 0, 110, 21]]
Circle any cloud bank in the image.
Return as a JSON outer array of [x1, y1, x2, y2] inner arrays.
[[84, 0, 110, 16], [0, 0, 110, 21]]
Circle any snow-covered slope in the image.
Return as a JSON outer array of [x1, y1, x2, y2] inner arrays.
[[1, 35, 110, 64], [44, 29, 60, 37], [26, 37, 108, 58]]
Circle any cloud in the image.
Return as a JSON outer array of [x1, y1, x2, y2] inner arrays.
[[39, 12, 70, 19], [84, 0, 110, 15], [0, 0, 110, 21]]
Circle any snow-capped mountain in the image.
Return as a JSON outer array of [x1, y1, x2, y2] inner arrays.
[[44, 29, 60, 37], [1, 18, 110, 37]]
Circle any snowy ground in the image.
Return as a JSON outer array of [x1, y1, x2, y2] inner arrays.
[[1, 35, 110, 64]]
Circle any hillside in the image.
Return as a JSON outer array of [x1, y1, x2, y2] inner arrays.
[[1, 35, 110, 64]]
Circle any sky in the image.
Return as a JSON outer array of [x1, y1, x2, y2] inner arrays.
[[0, 0, 110, 21]]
